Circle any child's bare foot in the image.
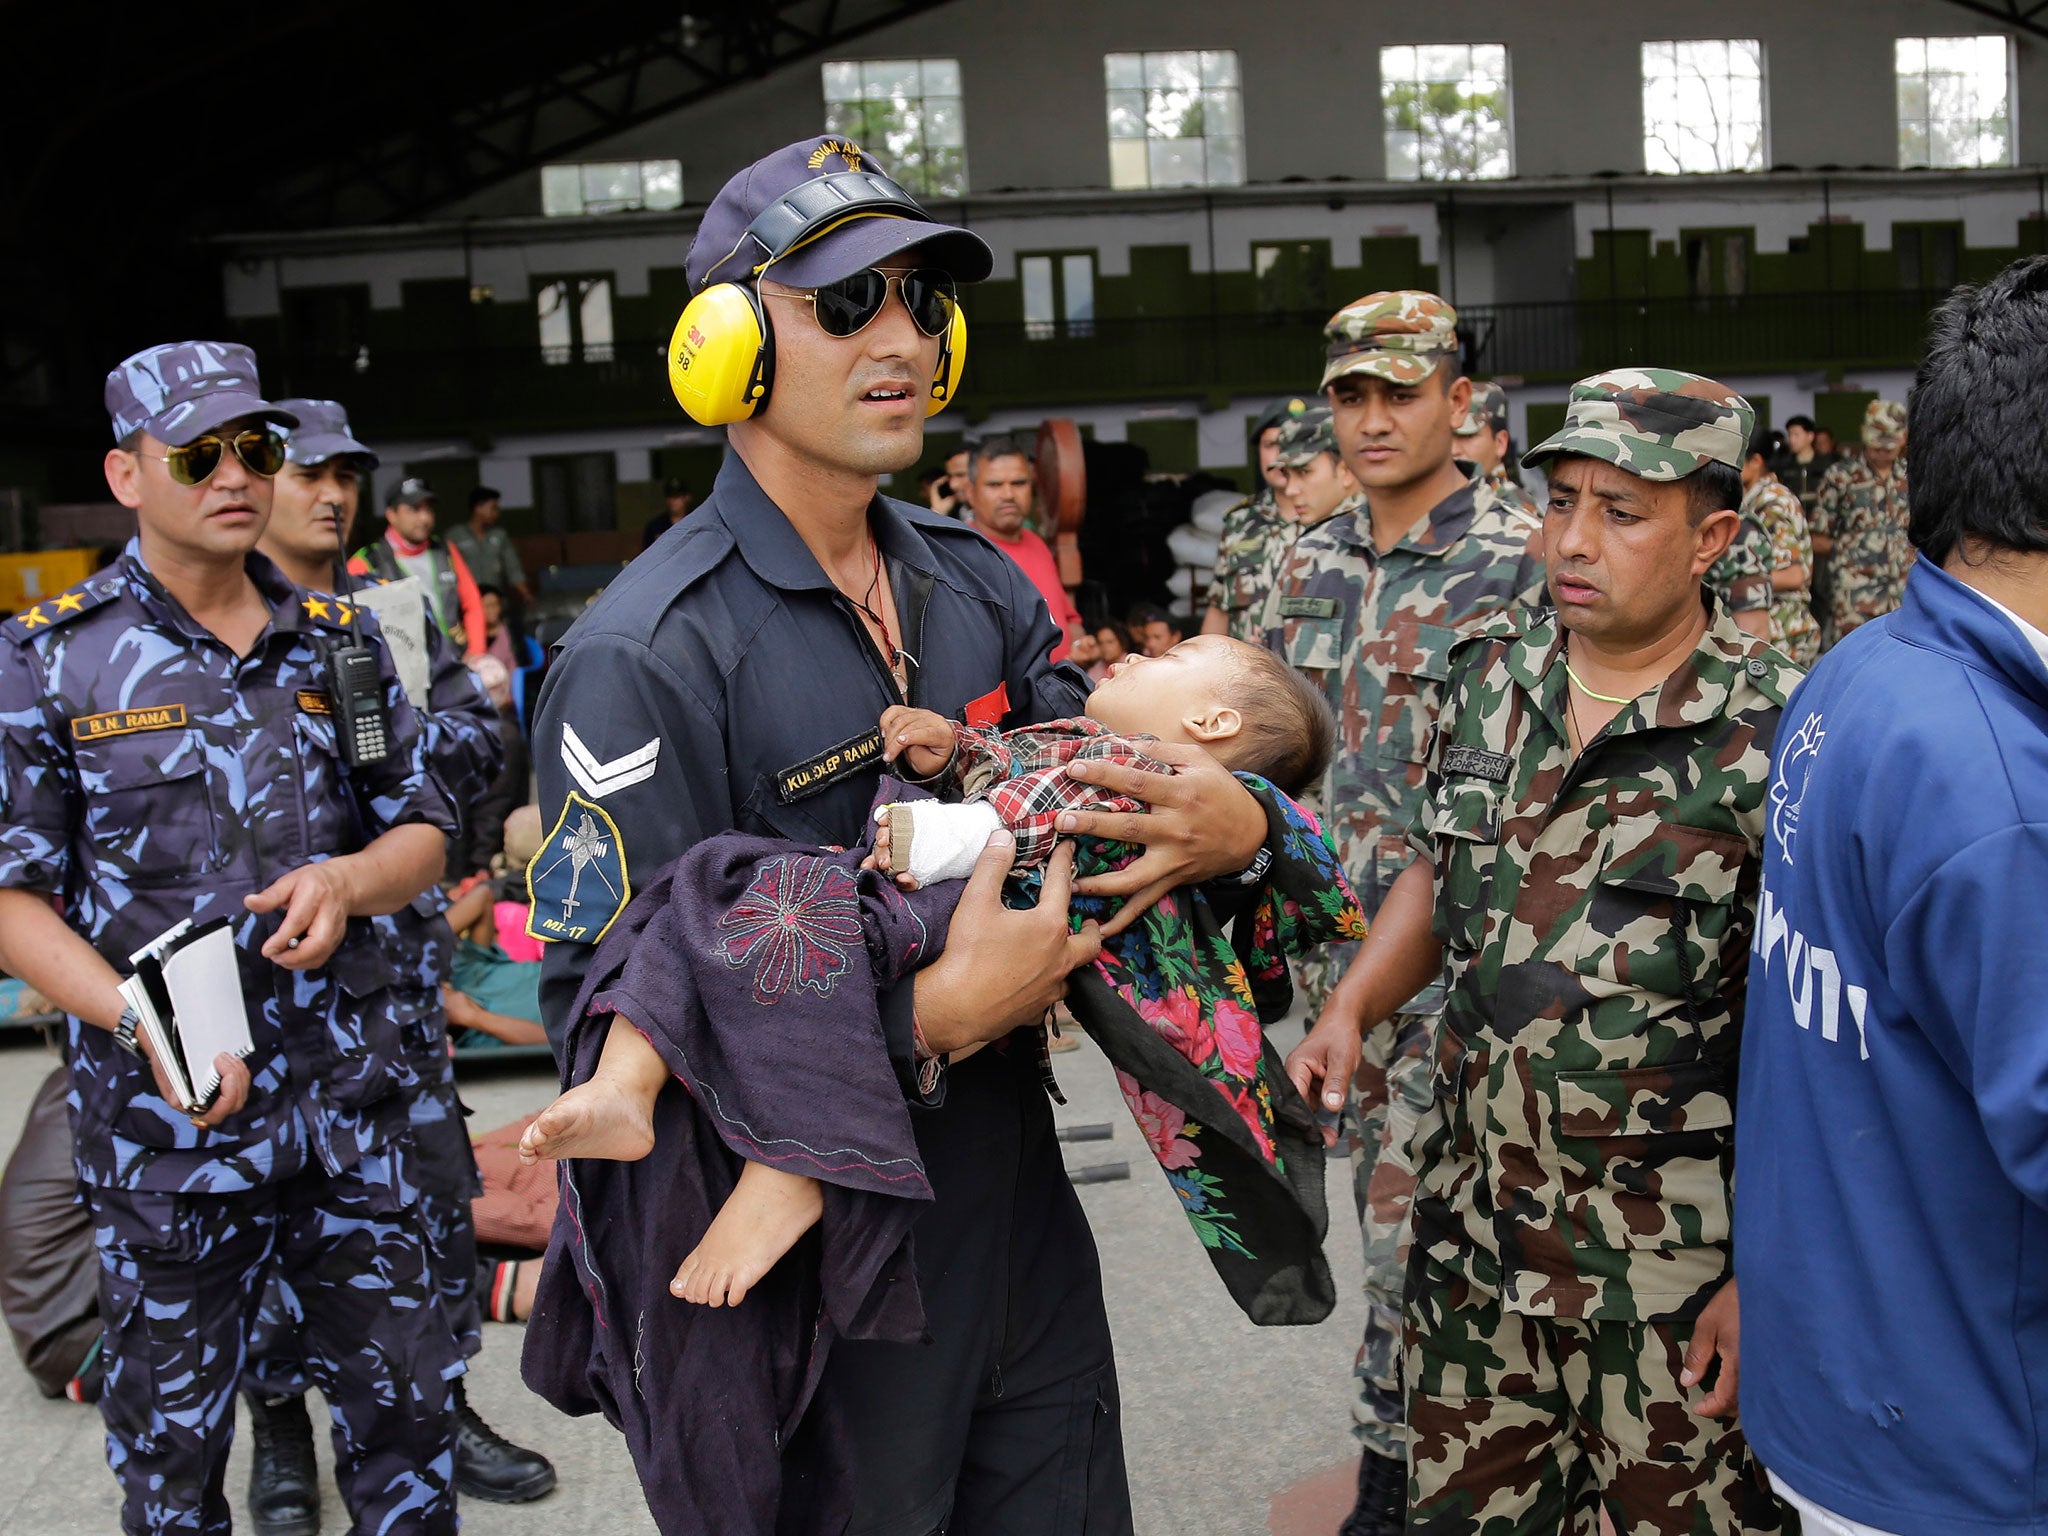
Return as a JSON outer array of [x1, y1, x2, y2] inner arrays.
[[670, 1161, 824, 1307], [518, 1016, 667, 1164]]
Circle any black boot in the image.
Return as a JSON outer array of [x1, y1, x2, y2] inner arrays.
[[1338, 1447, 1407, 1536], [245, 1392, 321, 1536], [453, 1379, 558, 1503]]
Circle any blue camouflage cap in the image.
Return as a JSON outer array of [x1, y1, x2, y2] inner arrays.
[[105, 340, 296, 447], [685, 135, 993, 294], [275, 398, 379, 468]]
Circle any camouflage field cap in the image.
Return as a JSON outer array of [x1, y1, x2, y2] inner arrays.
[[1272, 406, 1338, 468], [1862, 399, 1907, 449], [1251, 395, 1312, 444], [105, 341, 297, 447], [1319, 291, 1459, 390], [276, 398, 379, 469], [1454, 380, 1509, 437], [1522, 368, 1754, 481]]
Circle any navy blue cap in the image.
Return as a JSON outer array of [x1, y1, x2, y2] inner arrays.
[[276, 398, 379, 469], [685, 136, 993, 294], [106, 341, 297, 447]]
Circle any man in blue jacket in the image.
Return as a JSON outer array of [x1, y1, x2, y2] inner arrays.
[[1736, 256, 2048, 1533]]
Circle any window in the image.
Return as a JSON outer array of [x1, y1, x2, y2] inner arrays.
[[540, 160, 683, 217], [822, 59, 967, 197], [1379, 44, 1512, 180], [1642, 40, 1766, 174], [1105, 51, 1244, 190], [1020, 253, 1097, 340], [536, 277, 614, 365], [1252, 241, 1331, 318], [1896, 36, 2012, 168], [1683, 229, 1752, 304]]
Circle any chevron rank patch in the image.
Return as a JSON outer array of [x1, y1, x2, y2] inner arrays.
[[526, 793, 630, 944], [560, 722, 660, 801]]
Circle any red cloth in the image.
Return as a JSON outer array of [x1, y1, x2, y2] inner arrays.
[[941, 716, 1163, 868], [981, 526, 1079, 662]]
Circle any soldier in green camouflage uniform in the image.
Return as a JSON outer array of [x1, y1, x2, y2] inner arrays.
[[1810, 399, 1911, 650], [1740, 432, 1820, 665], [1266, 292, 1545, 1534], [1204, 396, 1311, 640], [1251, 405, 1365, 644], [1288, 369, 1796, 1535], [1453, 380, 1544, 527]]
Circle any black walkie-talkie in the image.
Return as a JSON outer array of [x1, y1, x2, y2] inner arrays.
[[327, 558, 392, 767]]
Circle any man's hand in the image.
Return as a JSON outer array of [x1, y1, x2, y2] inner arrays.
[[246, 861, 357, 970], [1057, 742, 1266, 936], [140, 1032, 250, 1129], [878, 705, 957, 779], [912, 833, 1101, 1053], [1682, 1278, 1741, 1419], [1287, 998, 1369, 1116]]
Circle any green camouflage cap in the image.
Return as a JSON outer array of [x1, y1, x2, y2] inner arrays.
[[1862, 399, 1907, 449], [1523, 367, 1754, 482], [1320, 290, 1459, 389], [1272, 406, 1338, 468], [1454, 380, 1509, 437]]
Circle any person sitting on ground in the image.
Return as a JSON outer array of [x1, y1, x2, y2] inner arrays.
[[443, 807, 548, 1047], [522, 632, 1352, 1321]]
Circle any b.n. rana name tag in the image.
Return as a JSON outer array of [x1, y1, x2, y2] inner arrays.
[[71, 704, 188, 742], [778, 728, 885, 803], [1278, 596, 1339, 620]]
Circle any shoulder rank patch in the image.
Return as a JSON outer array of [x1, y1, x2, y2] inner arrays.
[[526, 793, 630, 945], [778, 728, 885, 803], [71, 703, 189, 743], [1278, 596, 1340, 620], [298, 594, 357, 629], [1442, 745, 1512, 783], [7, 580, 118, 645]]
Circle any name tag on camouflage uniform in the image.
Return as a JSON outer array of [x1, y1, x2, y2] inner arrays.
[[70, 704, 188, 742], [1278, 596, 1339, 620], [1442, 745, 1512, 782], [778, 729, 885, 803]]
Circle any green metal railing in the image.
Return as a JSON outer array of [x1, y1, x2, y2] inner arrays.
[[258, 289, 1949, 440]]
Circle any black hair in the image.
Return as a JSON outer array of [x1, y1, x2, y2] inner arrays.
[[477, 583, 504, 602], [117, 427, 143, 452], [468, 485, 502, 510], [1746, 426, 1775, 464], [1910, 256, 2048, 566], [1095, 618, 1134, 651], [1225, 645, 1335, 797], [1684, 461, 1744, 526], [1127, 603, 1176, 634], [967, 435, 1034, 478], [1784, 414, 1817, 434]]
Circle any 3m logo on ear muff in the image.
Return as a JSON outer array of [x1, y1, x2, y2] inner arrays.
[[808, 139, 865, 171]]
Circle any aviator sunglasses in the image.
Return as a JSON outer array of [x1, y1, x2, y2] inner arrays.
[[136, 428, 288, 486], [769, 267, 957, 339]]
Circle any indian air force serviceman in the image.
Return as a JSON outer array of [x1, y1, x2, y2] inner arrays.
[[1265, 292, 1543, 1536], [0, 343, 461, 1534], [1290, 370, 1798, 1534], [523, 137, 1276, 1534], [242, 398, 555, 1533]]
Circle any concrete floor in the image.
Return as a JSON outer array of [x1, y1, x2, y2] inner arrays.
[[0, 1023, 1368, 1536]]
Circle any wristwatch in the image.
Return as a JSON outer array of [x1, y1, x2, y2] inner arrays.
[[112, 1006, 145, 1060], [1219, 846, 1274, 887]]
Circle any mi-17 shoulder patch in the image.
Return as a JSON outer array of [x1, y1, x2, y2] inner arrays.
[[526, 793, 631, 944]]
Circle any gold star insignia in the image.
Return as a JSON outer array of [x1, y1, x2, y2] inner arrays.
[[52, 591, 83, 613], [302, 595, 331, 621], [18, 607, 48, 627]]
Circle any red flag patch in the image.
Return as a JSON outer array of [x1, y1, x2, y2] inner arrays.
[[964, 681, 1010, 730]]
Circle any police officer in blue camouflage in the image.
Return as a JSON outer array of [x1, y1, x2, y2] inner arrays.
[[240, 398, 555, 1530], [0, 342, 461, 1535]]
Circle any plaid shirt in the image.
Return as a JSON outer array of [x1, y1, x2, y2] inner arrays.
[[928, 716, 1170, 867]]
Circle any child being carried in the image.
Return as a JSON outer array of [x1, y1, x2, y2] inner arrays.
[[521, 634, 1336, 1309]]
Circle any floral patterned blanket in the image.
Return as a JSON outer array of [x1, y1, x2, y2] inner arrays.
[[1018, 776, 1365, 1326]]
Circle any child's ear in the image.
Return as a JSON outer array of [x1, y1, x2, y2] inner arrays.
[[1184, 706, 1242, 744]]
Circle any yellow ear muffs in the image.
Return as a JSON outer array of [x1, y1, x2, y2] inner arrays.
[[926, 302, 967, 417], [668, 283, 774, 426]]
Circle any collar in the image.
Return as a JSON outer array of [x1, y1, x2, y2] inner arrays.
[[119, 537, 307, 643], [1501, 596, 1759, 747], [384, 527, 433, 559], [1739, 473, 1779, 514], [710, 449, 938, 593], [1894, 558, 2048, 708], [1328, 462, 1482, 556]]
